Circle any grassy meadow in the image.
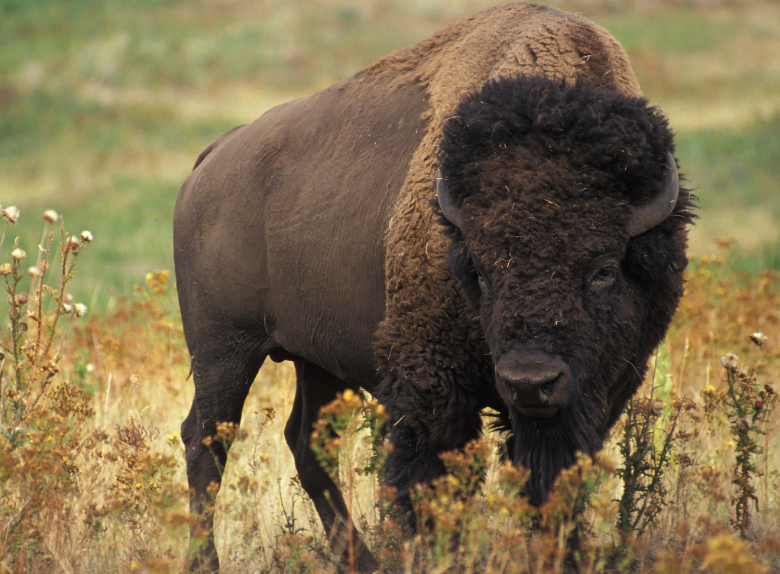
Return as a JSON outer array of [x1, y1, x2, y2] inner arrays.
[[2, 0, 780, 572]]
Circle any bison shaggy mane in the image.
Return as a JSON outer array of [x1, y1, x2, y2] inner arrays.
[[420, 75, 695, 505], [439, 74, 694, 280]]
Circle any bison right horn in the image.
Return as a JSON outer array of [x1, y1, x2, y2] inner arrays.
[[436, 170, 465, 229], [627, 152, 679, 237]]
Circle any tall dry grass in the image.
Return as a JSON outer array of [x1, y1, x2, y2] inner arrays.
[[1, 212, 779, 573]]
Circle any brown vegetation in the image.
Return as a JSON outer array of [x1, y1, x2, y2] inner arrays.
[[1, 213, 778, 572]]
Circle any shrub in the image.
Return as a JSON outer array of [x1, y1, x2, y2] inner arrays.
[[0, 210, 189, 573]]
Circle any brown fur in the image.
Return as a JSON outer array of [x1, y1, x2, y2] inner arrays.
[[375, 2, 641, 391]]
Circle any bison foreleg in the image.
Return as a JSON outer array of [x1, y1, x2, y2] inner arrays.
[[378, 377, 484, 528]]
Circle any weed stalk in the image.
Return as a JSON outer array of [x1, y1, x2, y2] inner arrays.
[[721, 335, 777, 539]]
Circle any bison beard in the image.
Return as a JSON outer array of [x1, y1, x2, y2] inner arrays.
[[508, 407, 602, 506]]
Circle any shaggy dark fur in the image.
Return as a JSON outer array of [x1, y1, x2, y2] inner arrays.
[[377, 75, 694, 509]]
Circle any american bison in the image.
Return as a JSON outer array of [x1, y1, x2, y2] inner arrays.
[[173, 3, 693, 571]]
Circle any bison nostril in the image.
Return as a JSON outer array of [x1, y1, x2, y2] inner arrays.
[[540, 378, 558, 397], [495, 351, 572, 414], [504, 373, 561, 404]]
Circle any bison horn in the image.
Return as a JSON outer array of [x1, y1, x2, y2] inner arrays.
[[436, 170, 465, 229], [627, 152, 679, 237]]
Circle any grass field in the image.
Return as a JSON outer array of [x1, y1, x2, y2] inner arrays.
[[2, 0, 780, 572], [3, 0, 780, 303]]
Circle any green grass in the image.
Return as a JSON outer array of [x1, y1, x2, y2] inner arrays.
[[2, 0, 780, 304], [598, 12, 739, 54], [675, 112, 780, 264], [677, 113, 780, 210], [67, 177, 179, 304], [0, 86, 238, 168], [1, 0, 473, 307], [1, 84, 237, 306]]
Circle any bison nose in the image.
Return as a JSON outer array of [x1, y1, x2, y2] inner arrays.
[[496, 351, 572, 418]]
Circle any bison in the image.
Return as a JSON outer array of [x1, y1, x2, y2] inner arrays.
[[173, 3, 693, 572]]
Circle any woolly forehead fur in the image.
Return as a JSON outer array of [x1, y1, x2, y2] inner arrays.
[[438, 75, 675, 208], [434, 74, 693, 358]]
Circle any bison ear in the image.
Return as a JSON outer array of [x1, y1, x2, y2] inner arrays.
[[627, 152, 679, 237], [436, 170, 465, 229]]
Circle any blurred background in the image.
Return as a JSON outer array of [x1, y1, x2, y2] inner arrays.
[[2, 0, 779, 309]]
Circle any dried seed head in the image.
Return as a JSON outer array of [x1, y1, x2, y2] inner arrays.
[[651, 400, 664, 416], [720, 353, 739, 370], [42, 210, 59, 224], [1, 206, 20, 224], [765, 383, 775, 396], [750, 332, 768, 347], [74, 303, 87, 317], [80, 230, 93, 243], [0, 263, 12, 276], [27, 266, 42, 277], [11, 247, 26, 261], [62, 302, 73, 314], [68, 236, 80, 251]]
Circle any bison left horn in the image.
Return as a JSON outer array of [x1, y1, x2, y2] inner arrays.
[[627, 152, 679, 237], [436, 170, 465, 229]]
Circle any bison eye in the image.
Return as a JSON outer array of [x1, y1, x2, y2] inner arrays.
[[595, 266, 616, 281], [586, 254, 621, 290], [471, 255, 489, 287]]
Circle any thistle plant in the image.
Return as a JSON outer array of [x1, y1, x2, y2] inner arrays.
[[721, 334, 777, 539], [0, 207, 92, 445], [0, 207, 95, 571], [616, 396, 679, 541], [614, 345, 681, 564]]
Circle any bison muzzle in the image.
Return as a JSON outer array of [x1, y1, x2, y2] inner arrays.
[[495, 348, 573, 417], [173, 3, 694, 572]]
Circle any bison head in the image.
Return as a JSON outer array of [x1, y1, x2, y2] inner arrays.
[[436, 76, 693, 504]]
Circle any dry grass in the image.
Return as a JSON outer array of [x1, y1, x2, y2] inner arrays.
[[1, 214, 779, 573]]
